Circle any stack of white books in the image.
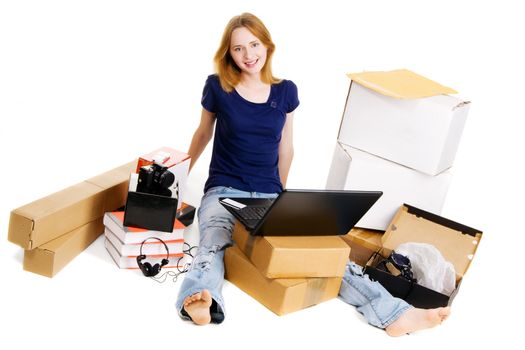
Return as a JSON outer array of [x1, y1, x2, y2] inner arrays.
[[103, 211, 185, 269]]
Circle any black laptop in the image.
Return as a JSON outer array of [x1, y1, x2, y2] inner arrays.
[[219, 189, 382, 236]]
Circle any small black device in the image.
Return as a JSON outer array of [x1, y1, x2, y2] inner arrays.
[[136, 237, 170, 277], [219, 189, 382, 236], [376, 251, 417, 283], [137, 163, 175, 197]]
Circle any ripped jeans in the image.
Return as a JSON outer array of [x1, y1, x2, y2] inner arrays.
[[176, 186, 278, 323], [176, 187, 411, 327], [339, 262, 412, 329]]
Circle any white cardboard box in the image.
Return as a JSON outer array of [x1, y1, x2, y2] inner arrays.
[[326, 142, 452, 230], [337, 69, 470, 176]]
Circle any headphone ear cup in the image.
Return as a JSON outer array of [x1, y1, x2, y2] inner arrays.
[[150, 263, 161, 276], [161, 258, 169, 267], [137, 255, 156, 277]]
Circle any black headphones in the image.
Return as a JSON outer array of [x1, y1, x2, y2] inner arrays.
[[136, 237, 170, 277]]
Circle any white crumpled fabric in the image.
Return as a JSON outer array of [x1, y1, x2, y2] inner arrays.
[[395, 242, 456, 296]]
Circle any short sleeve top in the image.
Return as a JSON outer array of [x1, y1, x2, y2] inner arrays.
[[201, 74, 299, 194]]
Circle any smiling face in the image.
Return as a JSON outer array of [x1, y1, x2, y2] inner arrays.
[[229, 26, 268, 77]]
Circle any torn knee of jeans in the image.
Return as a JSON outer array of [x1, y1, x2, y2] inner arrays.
[[192, 245, 221, 271], [206, 215, 235, 230]]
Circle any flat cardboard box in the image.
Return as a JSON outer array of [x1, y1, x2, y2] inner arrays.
[[9, 161, 135, 250], [364, 204, 482, 309], [23, 219, 104, 277], [104, 237, 184, 270], [225, 245, 342, 316], [232, 221, 350, 278], [337, 69, 470, 175], [341, 227, 383, 266], [326, 142, 452, 230], [104, 227, 184, 256]]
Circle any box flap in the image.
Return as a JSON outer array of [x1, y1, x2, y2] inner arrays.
[[382, 205, 482, 280], [347, 69, 457, 99]]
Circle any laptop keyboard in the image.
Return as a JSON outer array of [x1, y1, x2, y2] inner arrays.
[[237, 206, 268, 220]]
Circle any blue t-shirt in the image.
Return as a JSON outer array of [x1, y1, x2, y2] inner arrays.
[[201, 74, 299, 194]]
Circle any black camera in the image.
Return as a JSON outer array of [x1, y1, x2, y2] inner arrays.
[[136, 163, 175, 197]]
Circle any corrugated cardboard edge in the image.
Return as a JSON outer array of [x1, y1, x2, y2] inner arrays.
[[8, 211, 34, 249], [382, 204, 482, 282], [23, 218, 104, 277], [347, 69, 458, 99]]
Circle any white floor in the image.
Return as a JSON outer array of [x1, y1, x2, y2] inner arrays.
[[1, 1, 522, 348]]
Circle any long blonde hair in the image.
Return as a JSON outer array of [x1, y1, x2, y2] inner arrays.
[[214, 13, 281, 92]]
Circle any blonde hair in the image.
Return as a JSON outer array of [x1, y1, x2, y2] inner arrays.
[[214, 13, 281, 92]]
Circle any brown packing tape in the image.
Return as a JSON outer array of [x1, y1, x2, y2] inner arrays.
[[303, 277, 327, 308], [23, 218, 104, 277]]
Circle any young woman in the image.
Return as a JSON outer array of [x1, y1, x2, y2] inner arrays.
[[176, 13, 450, 335]]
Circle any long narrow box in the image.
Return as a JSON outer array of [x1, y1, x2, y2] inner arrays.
[[9, 161, 135, 250], [225, 246, 342, 316], [23, 219, 104, 277], [232, 221, 349, 278]]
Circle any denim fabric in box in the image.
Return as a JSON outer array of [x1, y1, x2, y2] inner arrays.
[[364, 204, 482, 309]]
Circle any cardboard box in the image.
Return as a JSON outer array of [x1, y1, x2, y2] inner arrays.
[[103, 211, 185, 244], [341, 227, 383, 266], [104, 228, 184, 256], [337, 69, 470, 175], [23, 219, 104, 277], [363, 204, 482, 309], [327, 142, 451, 230], [9, 161, 136, 250], [232, 221, 350, 278], [225, 245, 342, 316]]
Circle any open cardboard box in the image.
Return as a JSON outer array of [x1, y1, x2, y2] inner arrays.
[[337, 69, 470, 176], [363, 204, 482, 308]]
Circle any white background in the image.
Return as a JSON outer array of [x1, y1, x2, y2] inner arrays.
[[1, 0, 523, 348]]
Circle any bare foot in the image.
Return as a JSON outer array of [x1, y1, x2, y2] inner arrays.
[[385, 306, 451, 337], [183, 290, 213, 325]]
